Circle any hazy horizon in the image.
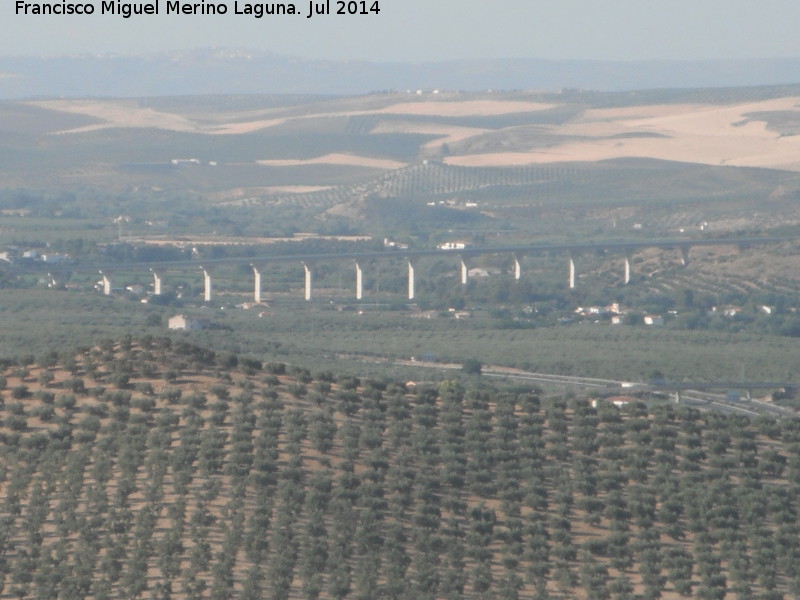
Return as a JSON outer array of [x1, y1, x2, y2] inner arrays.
[[4, 0, 800, 63]]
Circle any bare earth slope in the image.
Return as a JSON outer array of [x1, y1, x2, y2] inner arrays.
[[444, 97, 800, 171], [23, 91, 800, 173]]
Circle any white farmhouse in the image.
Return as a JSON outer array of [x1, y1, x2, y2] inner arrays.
[[168, 315, 206, 331]]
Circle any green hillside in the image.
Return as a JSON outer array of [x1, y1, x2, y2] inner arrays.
[[0, 337, 798, 599]]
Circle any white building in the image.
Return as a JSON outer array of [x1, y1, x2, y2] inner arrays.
[[168, 315, 206, 331], [643, 315, 664, 326], [437, 242, 467, 250], [41, 253, 70, 264]]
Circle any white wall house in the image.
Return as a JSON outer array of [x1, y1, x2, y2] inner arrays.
[[168, 315, 206, 331]]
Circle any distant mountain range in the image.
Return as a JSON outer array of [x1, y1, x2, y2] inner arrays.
[[1, 48, 800, 97]]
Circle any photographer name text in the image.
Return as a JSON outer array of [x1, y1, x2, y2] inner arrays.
[[16, 0, 381, 19]]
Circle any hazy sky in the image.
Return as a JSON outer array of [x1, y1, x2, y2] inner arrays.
[[4, 0, 800, 61]]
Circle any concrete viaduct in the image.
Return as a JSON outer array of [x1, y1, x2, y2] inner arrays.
[[34, 236, 797, 303]]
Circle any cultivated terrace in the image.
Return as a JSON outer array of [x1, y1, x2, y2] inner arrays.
[[0, 336, 797, 599]]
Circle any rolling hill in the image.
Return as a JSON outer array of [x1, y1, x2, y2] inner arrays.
[[0, 336, 798, 599]]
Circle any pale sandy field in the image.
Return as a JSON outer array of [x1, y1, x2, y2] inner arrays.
[[27, 96, 800, 172], [370, 120, 490, 148], [375, 99, 555, 116], [30, 98, 554, 136], [31, 99, 201, 134], [445, 97, 800, 171], [257, 153, 407, 169]]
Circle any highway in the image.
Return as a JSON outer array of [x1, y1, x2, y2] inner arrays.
[[394, 359, 796, 418]]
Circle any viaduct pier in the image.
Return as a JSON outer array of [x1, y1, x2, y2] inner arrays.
[[30, 236, 797, 302]]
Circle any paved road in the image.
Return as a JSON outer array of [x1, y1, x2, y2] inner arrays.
[[395, 359, 796, 418]]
